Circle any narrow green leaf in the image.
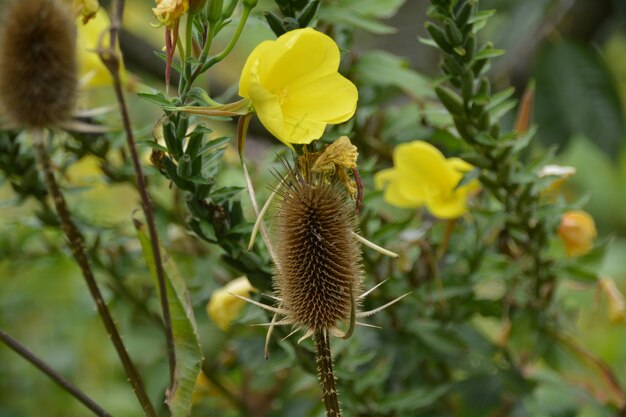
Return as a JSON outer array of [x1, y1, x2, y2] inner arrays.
[[133, 217, 202, 417], [137, 90, 172, 107]]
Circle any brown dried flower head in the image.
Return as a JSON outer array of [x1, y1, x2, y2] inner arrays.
[[274, 156, 363, 339], [0, 0, 78, 129]]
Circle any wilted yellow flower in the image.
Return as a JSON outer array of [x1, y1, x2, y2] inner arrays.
[[239, 28, 358, 145], [312, 136, 358, 172], [153, 0, 189, 28], [76, 11, 128, 90], [598, 277, 626, 324], [374, 141, 479, 219], [207, 277, 254, 331], [558, 210, 597, 257]]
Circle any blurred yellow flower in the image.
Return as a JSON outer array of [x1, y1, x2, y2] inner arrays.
[[598, 277, 626, 324], [76, 11, 128, 90], [239, 28, 358, 145], [558, 210, 596, 257], [153, 0, 189, 28], [374, 141, 479, 219], [207, 277, 254, 331]]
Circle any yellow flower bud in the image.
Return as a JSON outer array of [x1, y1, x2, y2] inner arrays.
[[598, 277, 626, 324], [558, 210, 597, 257], [153, 0, 189, 28], [206, 277, 254, 331]]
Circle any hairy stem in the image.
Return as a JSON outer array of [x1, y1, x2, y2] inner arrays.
[[0, 329, 112, 417], [314, 329, 341, 417], [101, 0, 177, 390], [32, 132, 157, 417]]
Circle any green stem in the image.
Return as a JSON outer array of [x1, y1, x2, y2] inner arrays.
[[181, 5, 252, 99]]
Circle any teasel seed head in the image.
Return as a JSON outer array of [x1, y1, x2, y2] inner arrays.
[[0, 0, 78, 128], [274, 162, 363, 335]]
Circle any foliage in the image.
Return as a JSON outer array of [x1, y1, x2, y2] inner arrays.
[[1, 0, 626, 417]]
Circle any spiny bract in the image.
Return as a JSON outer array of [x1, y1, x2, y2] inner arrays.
[[0, 0, 77, 128], [274, 164, 363, 337]]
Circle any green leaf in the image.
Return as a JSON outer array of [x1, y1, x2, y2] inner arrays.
[[378, 384, 451, 412], [355, 51, 434, 99], [534, 41, 625, 157], [133, 217, 202, 417], [137, 90, 172, 107], [318, 8, 396, 34]]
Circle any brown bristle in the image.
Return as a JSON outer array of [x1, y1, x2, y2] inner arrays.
[[274, 167, 363, 333], [0, 0, 77, 128]]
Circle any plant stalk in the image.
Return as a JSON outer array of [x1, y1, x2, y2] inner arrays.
[[0, 329, 113, 417], [101, 0, 177, 391], [32, 131, 157, 417], [314, 329, 341, 417]]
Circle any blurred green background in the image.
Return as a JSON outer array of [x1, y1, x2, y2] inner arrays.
[[1, 0, 626, 416]]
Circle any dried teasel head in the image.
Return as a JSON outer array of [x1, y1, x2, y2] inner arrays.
[[0, 0, 78, 129], [273, 155, 364, 339]]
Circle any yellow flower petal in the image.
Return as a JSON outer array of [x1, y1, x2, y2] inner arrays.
[[375, 168, 428, 208], [394, 142, 455, 191], [284, 72, 358, 124], [261, 28, 340, 92]]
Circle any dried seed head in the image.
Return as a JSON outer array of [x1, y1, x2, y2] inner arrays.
[[274, 163, 363, 334], [0, 0, 77, 128]]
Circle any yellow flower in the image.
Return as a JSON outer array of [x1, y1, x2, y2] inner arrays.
[[153, 0, 189, 28], [239, 28, 358, 145], [374, 141, 479, 219], [598, 277, 626, 324], [206, 277, 254, 331], [558, 210, 596, 257], [76, 11, 128, 89]]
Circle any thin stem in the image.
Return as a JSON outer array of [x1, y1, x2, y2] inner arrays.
[[102, 0, 177, 394], [209, 5, 251, 64], [314, 329, 341, 417], [181, 5, 252, 99], [32, 132, 157, 417], [0, 329, 112, 417]]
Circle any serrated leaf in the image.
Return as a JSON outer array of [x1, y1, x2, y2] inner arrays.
[[133, 216, 202, 417]]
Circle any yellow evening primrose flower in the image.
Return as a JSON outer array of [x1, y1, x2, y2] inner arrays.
[[558, 210, 597, 257], [153, 0, 189, 28], [239, 28, 358, 145], [206, 276, 254, 331], [374, 141, 479, 219], [76, 11, 128, 90]]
